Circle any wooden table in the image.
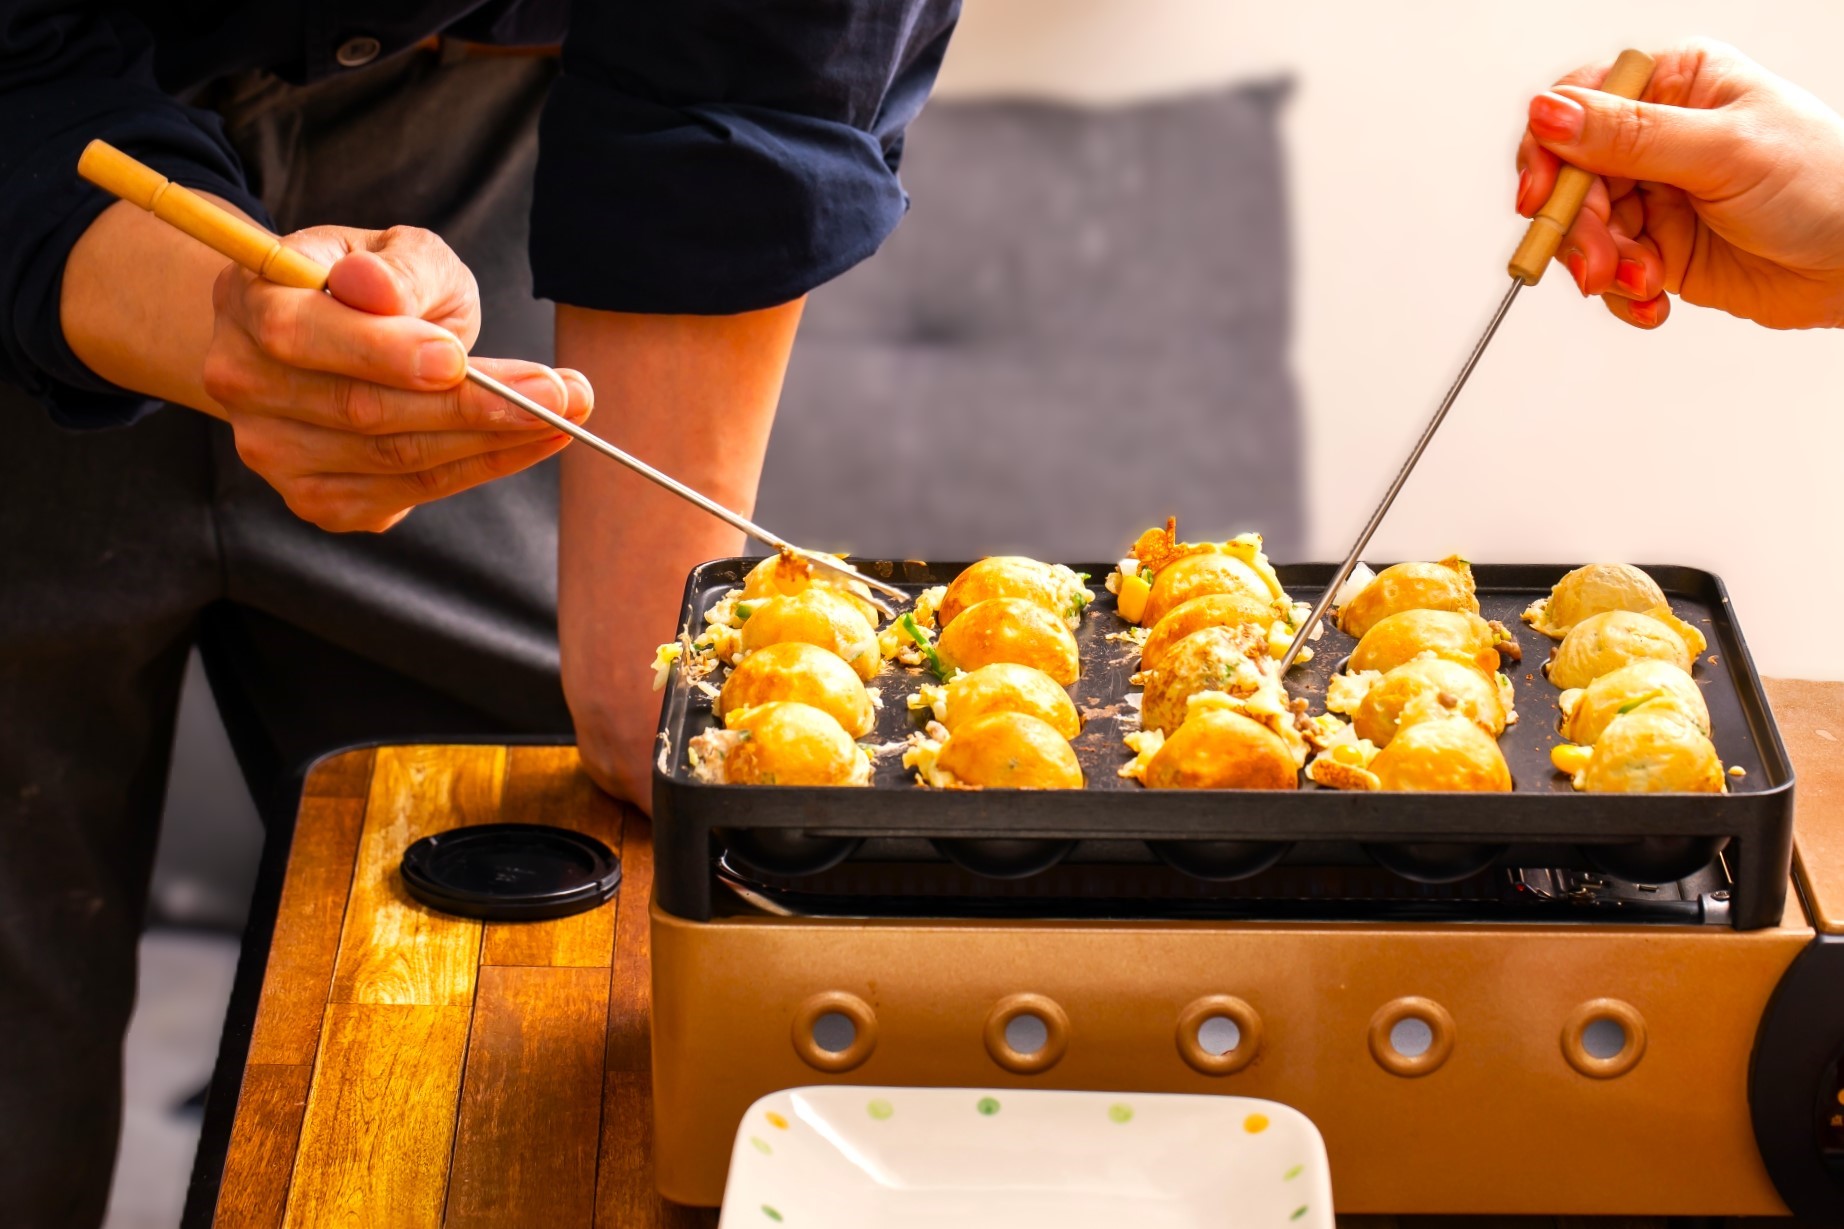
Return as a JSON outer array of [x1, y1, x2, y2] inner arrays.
[[190, 680, 1844, 1227], [191, 744, 711, 1228]]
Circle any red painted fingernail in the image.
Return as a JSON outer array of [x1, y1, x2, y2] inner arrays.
[[1516, 168, 1531, 213], [1615, 260, 1647, 296], [1565, 251, 1588, 296], [1529, 92, 1585, 143]]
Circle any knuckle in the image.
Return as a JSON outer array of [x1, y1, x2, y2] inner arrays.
[[404, 465, 450, 500], [229, 424, 272, 473], [330, 380, 387, 434], [200, 349, 248, 406], [248, 294, 303, 360], [1607, 104, 1650, 158], [367, 431, 425, 473]]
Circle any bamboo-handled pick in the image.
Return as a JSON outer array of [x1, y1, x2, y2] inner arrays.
[[77, 139, 904, 615], [1279, 49, 1656, 669]]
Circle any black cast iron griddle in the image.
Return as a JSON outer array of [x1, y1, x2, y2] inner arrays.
[[651, 560, 1794, 930]]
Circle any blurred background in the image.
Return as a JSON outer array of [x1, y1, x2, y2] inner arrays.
[[115, 2, 1844, 1223]]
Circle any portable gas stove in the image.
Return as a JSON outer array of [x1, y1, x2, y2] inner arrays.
[[648, 560, 1844, 1219]]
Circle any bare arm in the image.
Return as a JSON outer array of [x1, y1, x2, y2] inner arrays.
[[556, 299, 805, 808], [62, 197, 237, 415]]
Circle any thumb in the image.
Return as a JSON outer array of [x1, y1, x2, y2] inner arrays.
[[1529, 87, 1738, 197]]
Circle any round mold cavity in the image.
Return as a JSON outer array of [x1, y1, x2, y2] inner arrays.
[[1147, 839, 1291, 882], [932, 838, 1074, 879], [721, 829, 863, 877], [1364, 840, 1506, 884], [1581, 835, 1729, 885]]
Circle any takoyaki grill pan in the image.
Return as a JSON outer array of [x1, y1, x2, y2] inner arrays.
[[653, 560, 1794, 929]]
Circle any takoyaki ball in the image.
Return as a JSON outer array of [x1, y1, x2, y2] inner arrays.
[[1559, 659, 1711, 746], [1579, 708, 1724, 793], [937, 662, 1081, 739], [1348, 610, 1500, 677], [938, 556, 1090, 631], [717, 641, 875, 738], [1141, 553, 1271, 628], [1144, 708, 1299, 790], [1141, 625, 1268, 735], [741, 588, 881, 681], [743, 553, 881, 626], [690, 701, 871, 786], [1336, 558, 1478, 640], [934, 711, 1084, 789], [936, 597, 1080, 686], [1140, 591, 1275, 672], [1355, 655, 1505, 747], [1369, 715, 1513, 792], [1547, 610, 1692, 691], [1523, 563, 1667, 640]]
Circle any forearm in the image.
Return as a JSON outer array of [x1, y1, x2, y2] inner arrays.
[[59, 197, 240, 416], [556, 299, 805, 803]]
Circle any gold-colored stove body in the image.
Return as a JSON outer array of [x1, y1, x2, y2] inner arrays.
[[651, 900, 1811, 1213]]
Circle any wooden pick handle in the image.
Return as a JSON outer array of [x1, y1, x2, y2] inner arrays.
[[1507, 49, 1657, 286], [77, 140, 332, 290]]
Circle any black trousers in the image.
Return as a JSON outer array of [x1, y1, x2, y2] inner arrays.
[[0, 47, 570, 1227]]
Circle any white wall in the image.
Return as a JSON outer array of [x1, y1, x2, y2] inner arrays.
[[936, 1, 1844, 679]]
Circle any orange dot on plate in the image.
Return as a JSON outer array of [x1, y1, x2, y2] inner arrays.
[[766, 1112, 789, 1130], [1244, 1113, 1270, 1134]]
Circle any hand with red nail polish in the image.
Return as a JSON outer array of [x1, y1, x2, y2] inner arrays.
[[1514, 39, 1844, 331]]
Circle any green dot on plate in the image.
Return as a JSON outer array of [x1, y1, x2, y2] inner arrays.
[[1108, 1103, 1133, 1124], [750, 1136, 772, 1155], [1284, 1164, 1303, 1181], [867, 1097, 894, 1120], [762, 1206, 784, 1223], [977, 1096, 1001, 1116], [1290, 1207, 1308, 1221]]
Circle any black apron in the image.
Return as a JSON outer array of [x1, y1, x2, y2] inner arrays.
[[0, 44, 567, 1225]]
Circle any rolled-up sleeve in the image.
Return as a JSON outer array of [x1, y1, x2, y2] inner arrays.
[[531, 0, 960, 315], [0, 1, 268, 427]]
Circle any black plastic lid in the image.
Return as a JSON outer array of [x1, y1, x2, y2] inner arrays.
[[400, 823, 621, 921]]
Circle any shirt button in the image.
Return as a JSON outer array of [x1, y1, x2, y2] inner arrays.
[[335, 35, 382, 68]]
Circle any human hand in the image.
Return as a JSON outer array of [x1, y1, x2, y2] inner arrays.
[[1516, 39, 1844, 330], [203, 225, 593, 532]]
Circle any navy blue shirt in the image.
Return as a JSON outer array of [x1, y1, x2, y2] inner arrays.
[[0, 0, 960, 426]]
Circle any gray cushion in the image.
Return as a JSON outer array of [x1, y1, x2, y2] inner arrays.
[[755, 81, 1302, 564]]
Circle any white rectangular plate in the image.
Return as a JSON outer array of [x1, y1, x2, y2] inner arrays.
[[718, 1086, 1333, 1228]]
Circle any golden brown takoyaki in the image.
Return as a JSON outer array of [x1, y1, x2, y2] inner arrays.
[[688, 701, 871, 786], [1140, 591, 1276, 672], [938, 556, 1091, 631], [925, 711, 1084, 789], [717, 641, 876, 738], [1351, 654, 1507, 747], [1142, 708, 1299, 790], [1141, 552, 1272, 628], [742, 553, 882, 626], [1547, 610, 1693, 690], [1524, 563, 1666, 640], [1336, 557, 1477, 640], [1140, 625, 1271, 735], [1349, 610, 1502, 676], [1369, 714, 1512, 792], [914, 662, 1081, 739], [1558, 659, 1711, 746], [936, 597, 1081, 685], [1561, 707, 1725, 793], [741, 588, 881, 681]]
